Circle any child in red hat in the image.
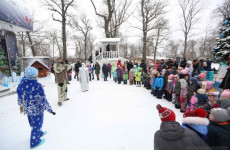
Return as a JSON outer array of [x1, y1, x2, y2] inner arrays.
[[154, 104, 211, 150]]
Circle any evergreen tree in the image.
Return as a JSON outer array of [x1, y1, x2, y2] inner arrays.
[[14, 57, 20, 75], [212, 17, 230, 62]]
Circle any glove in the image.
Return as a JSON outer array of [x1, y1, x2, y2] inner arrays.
[[58, 83, 64, 87], [51, 111, 56, 115]]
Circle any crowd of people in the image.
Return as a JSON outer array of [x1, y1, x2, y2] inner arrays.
[[16, 56, 230, 149]]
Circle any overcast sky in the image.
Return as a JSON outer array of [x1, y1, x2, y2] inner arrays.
[[21, 0, 222, 56]]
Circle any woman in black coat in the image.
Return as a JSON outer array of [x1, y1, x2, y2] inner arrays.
[[102, 63, 109, 81], [180, 58, 187, 69], [219, 64, 230, 90]]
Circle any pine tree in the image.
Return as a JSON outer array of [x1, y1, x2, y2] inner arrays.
[[212, 17, 230, 62], [14, 57, 20, 75]]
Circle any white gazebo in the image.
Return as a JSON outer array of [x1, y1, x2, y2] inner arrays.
[[99, 38, 120, 59]]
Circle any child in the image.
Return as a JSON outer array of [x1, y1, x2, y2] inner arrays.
[[17, 67, 56, 149], [174, 74, 185, 109], [194, 88, 209, 112], [187, 77, 200, 108], [155, 72, 164, 99], [207, 88, 220, 109], [122, 71, 128, 84], [180, 76, 189, 112], [111, 63, 116, 81], [207, 89, 230, 149], [87, 64, 92, 81], [129, 67, 136, 85], [172, 75, 179, 104], [117, 65, 122, 84], [135, 67, 142, 87], [165, 74, 174, 101]]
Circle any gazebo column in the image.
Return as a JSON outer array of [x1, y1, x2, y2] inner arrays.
[[102, 43, 104, 59], [117, 43, 120, 58]]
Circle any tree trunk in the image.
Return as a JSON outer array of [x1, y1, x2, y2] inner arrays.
[[105, 20, 110, 38], [142, 31, 147, 62], [26, 31, 36, 56], [84, 36, 87, 62], [183, 33, 188, 58], [61, 0, 67, 59]]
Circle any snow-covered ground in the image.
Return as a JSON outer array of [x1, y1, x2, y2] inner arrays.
[[0, 75, 183, 150]]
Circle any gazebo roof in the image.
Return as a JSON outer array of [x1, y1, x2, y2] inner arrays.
[[99, 38, 120, 44]]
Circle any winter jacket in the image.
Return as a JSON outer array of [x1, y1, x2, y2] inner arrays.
[[207, 121, 230, 149], [152, 77, 157, 89], [175, 80, 181, 96], [54, 62, 67, 83], [211, 98, 230, 122], [129, 68, 136, 81], [17, 77, 53, 116], [116, 67, 122, 78], [188, 84, 200, 104], [180, 58, 187, 69], [158, 63, 166, 72], [75, 63, 82, 72], [111, 65, 116, 73], [122, 73, 128, 80], [117, 60, 121, 67], [219, 67, 230, 89], [135, 71, 142, 82], [140, 62, 146, 72], [113, 71, 117, 78], [107, 64, 112, 72], [102, 65, 109, 76], [166, 80, 173, 94], [87, 66, 92, 73], [155, 75, 164, 90], [95, 64, 100, 74], [182, 117, 209, 141], [154, 121, 211, 150], [188, 65, 194, 79], [127, 62, 133, 71]]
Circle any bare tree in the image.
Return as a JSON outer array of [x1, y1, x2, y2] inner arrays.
[[214, 0, 230, 20], [178, 0, 204, 58], [44, 0, 75, 59], [151, 18, 169, 62], [167, 40, 180, 59], [135, 0, 166, 61], [109, 0, 132, 38], [73, 35, 84, 61], [90, 0, 115, 38], [71, 15, 92, 62]]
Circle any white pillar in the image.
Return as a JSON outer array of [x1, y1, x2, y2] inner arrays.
[[117, 43, 120, 58], [101, 42, 104, 59]]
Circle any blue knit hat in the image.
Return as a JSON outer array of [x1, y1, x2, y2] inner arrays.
[[190, 77, 198, 84], [25, 67, 38, 78]]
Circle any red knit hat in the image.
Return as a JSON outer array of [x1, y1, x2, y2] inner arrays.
[[156, 104, 176, 122], [183, 108, 207, 118]]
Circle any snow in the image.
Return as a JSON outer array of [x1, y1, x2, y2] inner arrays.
[[0, 74, 183, 150]]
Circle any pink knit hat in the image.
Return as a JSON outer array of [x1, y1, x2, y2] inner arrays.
[[206, 81, 214, 92], [168, 74, 175, 80], [199, 71, 207, 81], [180, 68, 189, 74], [221, 89, 230, 98]]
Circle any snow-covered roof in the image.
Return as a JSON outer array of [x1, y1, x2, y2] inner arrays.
[[28, 60, 49, 70], [22, 56, 49, 59], [146, 56, 168, 60], [99, 38, 121, 43]]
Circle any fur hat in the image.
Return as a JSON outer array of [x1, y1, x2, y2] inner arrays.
[[197, 88, 206, 95], [183, 108, 207, 118], [182, 108, 209, 125], [187, 61, 192, 65], [25, 67, 38, 78], [168, 74, 175, 80], [221, 89, 230, 99], [199, 72, 207, 81], [156, 104, 176, 122]]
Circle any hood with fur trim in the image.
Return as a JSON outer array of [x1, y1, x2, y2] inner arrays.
[[182, 117, 209, 126]]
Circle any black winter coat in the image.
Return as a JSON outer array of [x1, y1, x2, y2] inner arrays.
[[219, 67, 230, 90], [207, 122, 230, 150], [75, 63, 82, 72], [127, 62, 133, 71], [154, 121, 211, 150], [102, 65, 109, 76]]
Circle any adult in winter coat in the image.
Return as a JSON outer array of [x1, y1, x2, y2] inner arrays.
[[219, 59, 230, 89], [17, 67, 56, 149], [154, 104, 211, 150], [127, 60, 133, 73], [95, 62, 101, 80], [54, 57, 69, 106], [202, 60, 214, 81], [102, 63, 109, 81], [180, 58, 187, 69], [117, 60, 121, 67], [79, 63, 89, 92], [158, 60, 166, 72], [74, 60, 82, 80], [207, 90, 230, 149], [107, 63, 112, 78], [140, 60, 147, 72]]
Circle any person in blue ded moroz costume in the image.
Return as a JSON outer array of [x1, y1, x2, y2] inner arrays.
[[17, 67, 56, 149]]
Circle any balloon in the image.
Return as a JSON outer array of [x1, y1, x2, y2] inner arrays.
[[224, 20, 229, 25]]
